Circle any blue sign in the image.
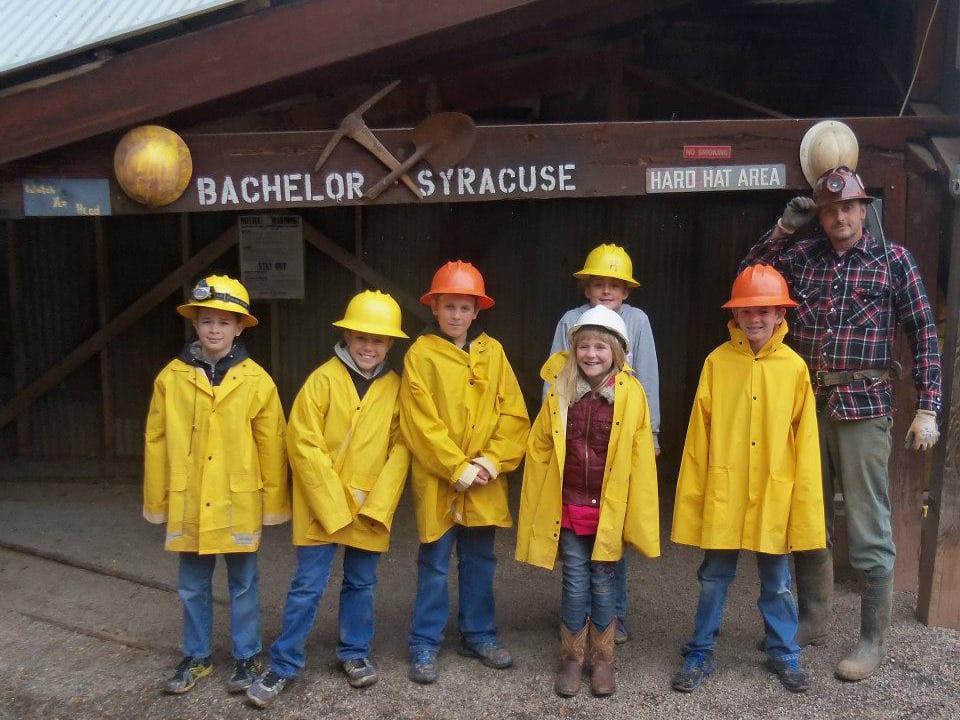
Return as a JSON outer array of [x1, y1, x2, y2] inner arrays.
[[22, 178, 112, 216]]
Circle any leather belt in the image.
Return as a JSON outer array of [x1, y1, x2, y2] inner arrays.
[[814, 369, 891, 387]]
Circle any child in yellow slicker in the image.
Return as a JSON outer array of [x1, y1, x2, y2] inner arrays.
[[517, 304, 660, 697], [670, 264, 825, 694]]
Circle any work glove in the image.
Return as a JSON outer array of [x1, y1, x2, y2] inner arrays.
[[777, 196, 817, 234], [904, 409, 939, 451]]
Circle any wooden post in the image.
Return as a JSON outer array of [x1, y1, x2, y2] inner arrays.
[[5, 220, 28, 455], [354, 206, 364, 294], [93, 217, 114, 457], [918, 197, 960, 629]]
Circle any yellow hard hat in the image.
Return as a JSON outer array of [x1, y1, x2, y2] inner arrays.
[[333, 290, 408, 338], [177, 275, 258, 327], [572, 244, 639, 287], [799, 120, 859, 188], [114, 125, 193, 207]]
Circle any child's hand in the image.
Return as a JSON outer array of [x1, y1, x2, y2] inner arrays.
[[469, 461, 491, 486]]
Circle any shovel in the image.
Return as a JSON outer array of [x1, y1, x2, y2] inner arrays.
[[364, 112, 477, 200]]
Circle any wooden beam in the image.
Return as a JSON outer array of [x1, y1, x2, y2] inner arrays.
[[0, 226, 239, 430], [623, 63, 791, 119], [301, 222, 433, 326], [4, 221, 28, 453], [919, 138, 960, 629], [0, 0, 635, 165], [5, 116, 959, 218]]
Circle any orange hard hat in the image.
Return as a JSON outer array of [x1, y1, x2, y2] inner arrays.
[[419, 260, 495, 309], [722, 264, 798, 308], [813, 166, 873, 208]]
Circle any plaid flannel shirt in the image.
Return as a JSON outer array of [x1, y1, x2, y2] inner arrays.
[[743, 228, 942, 420]]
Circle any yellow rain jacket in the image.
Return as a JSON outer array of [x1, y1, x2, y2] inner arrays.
[[516, 352, 660, 569], [671, 321, 825, 554], [143, 353, 289, 554], [400, 332, 530, 543], [287, 356, 410, 552]]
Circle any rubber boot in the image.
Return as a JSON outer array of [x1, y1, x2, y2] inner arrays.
[[555, 624, 588, 697], [589, 621, 617, 696], [794, 549, 833, 647], [835, 569, 893, 682]]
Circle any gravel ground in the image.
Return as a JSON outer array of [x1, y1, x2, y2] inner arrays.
[[0, 478, 958, 720]]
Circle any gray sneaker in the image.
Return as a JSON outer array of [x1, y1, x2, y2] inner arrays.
[[342, 658, 378, 688], [163, 656, 212, 695], [457, 638, 513, 669], [227, 655, 262, 693], [408, 649, 439, 684], [246, 670, 290, 708]]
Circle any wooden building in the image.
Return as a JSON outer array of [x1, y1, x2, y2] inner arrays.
[[1, 0, 959, 627]]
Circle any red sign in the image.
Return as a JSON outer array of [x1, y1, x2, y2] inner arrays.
[[683, 145, 732, 160]]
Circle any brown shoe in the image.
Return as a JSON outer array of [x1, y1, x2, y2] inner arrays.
[[556, 624, 588, 697], [589, 621, 617, 696]]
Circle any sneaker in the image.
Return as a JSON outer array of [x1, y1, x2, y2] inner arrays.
[[615, 616, 630, 645], [766, 657, 811, 693], [246, 670, 290, 708], [408, 649, 439, 684], [457, 638, 513, 669], [342, 658, 379, 688], [163, 656, 213, 694], [671, 652, 715, 693], [227, 655, 262, 694]]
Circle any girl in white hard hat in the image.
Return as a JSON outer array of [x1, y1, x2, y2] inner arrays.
[[143, 274, 289, 696], [517, 303, 660, 698]]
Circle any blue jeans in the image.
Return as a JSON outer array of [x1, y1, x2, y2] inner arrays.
[[559, 528, 617, 633], [177, 551, 260, 660], [819, 412, 895, 573], [614, 556, 628, 620], [269, 544, 381, 679], [682, 550, 800, 662], [408, 525, 498, 653]]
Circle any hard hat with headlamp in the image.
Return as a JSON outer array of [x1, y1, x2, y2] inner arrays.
[[177, 275, 258, 327], [813, 166, 874, 208]]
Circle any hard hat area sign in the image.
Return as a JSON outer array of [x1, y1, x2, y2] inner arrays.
[[646, 164, 785, 193], [238, 215, 305, 300]]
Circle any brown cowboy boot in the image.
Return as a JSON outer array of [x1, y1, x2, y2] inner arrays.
[[556, 624, 588, 697], [589, 621, 617, 696]]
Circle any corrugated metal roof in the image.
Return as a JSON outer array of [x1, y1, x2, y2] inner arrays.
[[0, 0, 247, 75]]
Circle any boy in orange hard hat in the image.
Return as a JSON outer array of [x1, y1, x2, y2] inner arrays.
[[247, 291, 411, 708], [400, 260, 530, 685], [144, 274, 289, 696], [670, 264, 825, 694], [547, 243, 661, 644]]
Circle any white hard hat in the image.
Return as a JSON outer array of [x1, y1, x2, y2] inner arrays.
[[799, 120, 859, 188], [568, 304, 629, 348]]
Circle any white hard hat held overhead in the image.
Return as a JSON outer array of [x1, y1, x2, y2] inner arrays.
[[568, 304, 629, 349], [799, 120, 859, 188]]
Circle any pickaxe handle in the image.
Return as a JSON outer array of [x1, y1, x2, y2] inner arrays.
[[364, 142, 433, 201], [349, 122, 423, 199]]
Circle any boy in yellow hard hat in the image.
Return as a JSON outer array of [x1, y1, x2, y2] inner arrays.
[[247, 290, 411, 708], [546, 243, 661, 644], [670, 264, 825, 694], [401, 260, 530, 685], [144, 274, 289, 696]]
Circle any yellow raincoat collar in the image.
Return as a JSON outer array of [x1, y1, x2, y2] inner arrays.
[[726, 318, 790, 359]]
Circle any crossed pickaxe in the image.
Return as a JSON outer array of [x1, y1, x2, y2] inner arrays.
[[313, 80, 423, 200]]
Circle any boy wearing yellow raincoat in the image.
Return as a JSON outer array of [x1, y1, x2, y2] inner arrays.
[[517, 304, 659, 698], [670, 264, 825, 695], [400, 261, 530, 685], [246, 291, 411, 708], [143, 275, 289, 696]]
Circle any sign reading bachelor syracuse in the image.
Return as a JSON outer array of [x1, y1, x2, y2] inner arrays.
[[646, 164, 786, 193], [194, 163, 578, 206]]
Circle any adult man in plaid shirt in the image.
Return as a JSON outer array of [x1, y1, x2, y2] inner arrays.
[[743, 166, 942, 682]]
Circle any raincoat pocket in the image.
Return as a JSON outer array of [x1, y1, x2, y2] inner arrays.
[[167, 471, 189, 538], [230, 472, 263, 537]]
